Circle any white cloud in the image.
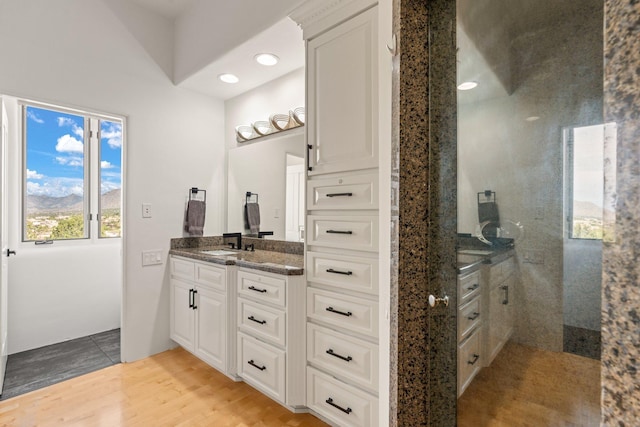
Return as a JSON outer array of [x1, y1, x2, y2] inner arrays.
[[27, 110, 44, 124], [26, 169, 44, 179], [101, 161, 114, 169], [101, 181, 121, 194], [101, 123, 122, 149], [56, 156, 83, 167], [26, 177, 84, 197], [57, 117, 84, 139], [56, 134, 83, 153]]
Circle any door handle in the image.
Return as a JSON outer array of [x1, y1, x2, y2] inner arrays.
[[6, 249, 15, 257], [428, 294, 449, 307]]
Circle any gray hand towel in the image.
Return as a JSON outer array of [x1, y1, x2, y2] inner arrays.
[[244, 203, 260, 234], [184, 200, 206, 236]]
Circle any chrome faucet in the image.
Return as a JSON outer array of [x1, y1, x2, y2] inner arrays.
[[222, 232, 242, 250]]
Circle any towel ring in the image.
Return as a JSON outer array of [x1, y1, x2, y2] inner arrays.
[[189, 187, 206, 202]]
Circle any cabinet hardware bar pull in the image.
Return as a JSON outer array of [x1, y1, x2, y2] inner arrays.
[[326, 349, 353, 362], [326, 268, 353, 276], [468, 354, 480, 365], [188, 289, 194, 308], [192, 289, 197, 309], [248, 285, 267, 293], [34, 240, 53, 245], [326, 192, 353, 198], [248, 359, 266, 371], [325, 397, 352, 414], [467, 312, 480, 321], [326, 230, 353, 235], [326, 306, 352, 317], [307, 144, 313, 172], [248, 315, 266, 325], [466, 283, 479, 291], [501, 285, 509, 305]]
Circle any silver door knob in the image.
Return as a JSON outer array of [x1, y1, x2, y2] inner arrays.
[[428, 294, 449, 307]]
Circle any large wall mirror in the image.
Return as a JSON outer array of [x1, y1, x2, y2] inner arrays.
[[227, 129, 305, 241]]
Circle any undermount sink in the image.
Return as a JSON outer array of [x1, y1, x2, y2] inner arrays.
[[200, 250, 237, 256]]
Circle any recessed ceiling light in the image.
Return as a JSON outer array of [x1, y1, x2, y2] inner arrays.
[[254, 53, 279, 66], [218, 73, 239, 84], [525, 116, 540, 122], [457, 81, 478, 90]]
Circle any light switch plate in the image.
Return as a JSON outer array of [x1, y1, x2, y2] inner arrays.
[[142, 250, 163, 266]]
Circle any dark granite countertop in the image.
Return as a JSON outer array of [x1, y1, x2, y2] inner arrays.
[[169, 245, 304, 276], [456, 246, 515, 274]]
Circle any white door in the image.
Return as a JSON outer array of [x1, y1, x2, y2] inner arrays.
[[0, 98, 9, 392]]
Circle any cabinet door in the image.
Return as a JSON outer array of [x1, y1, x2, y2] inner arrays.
[[487, 284, 503, 364], [194, 287, 226, 371], [170, 278, 195, 351], [307, 7, 378, 175]]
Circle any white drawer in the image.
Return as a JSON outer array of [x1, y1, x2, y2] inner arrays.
[[458, 296, 481, 342], [458, 270, 481, 305], [307, 323, 378, 392], [307, 173, 378, 210], [194, 262, 226, 292], [307, 366, 378, 427], [238, 332, 285, 402], [238, 298, 286, 347], [307, 215, 379, 252], [307, 288, 378, 338], [170, 257, 194, 281], [458, 328, 481, 397], [306, 251, 378, 295], [237, 270, 286, 308]]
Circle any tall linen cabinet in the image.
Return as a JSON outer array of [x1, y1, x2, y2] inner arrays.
[[292, 0, 392, 425]]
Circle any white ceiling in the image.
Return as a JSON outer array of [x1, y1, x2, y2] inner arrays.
[[127, 0, 196, 19], [125, 0, 305, 100]]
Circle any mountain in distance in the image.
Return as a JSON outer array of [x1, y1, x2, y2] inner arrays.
[[27, 188, 121, 214], [573, 200, 613, 218]]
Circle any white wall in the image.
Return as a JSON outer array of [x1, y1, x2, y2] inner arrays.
[[0, 0, 226, 360]]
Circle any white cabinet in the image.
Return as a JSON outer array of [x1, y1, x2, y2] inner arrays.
[[170, 256, 233, 375], [236, 269, 305, 410], [457, 269, 482, 397], [293, 0, 381, 424], [484, 255, 516, 366], [306, 6, 378, 176]]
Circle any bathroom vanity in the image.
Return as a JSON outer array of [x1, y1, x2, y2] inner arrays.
[[456, 246, 517, 397], [169, 237, 306, 411]]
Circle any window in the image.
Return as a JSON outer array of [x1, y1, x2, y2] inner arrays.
[[565, 124, 607, 240], [23, 104, 122, 242]]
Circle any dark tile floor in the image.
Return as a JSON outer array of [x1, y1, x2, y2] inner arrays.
[[563, 324, 601, 360], [0, 328, 120, 400]]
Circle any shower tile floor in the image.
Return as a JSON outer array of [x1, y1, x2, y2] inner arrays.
[[0, 328, 120, 400]]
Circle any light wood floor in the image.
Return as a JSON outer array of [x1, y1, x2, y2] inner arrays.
[[458, 341, 601, 427], [0, 347, 329, 427]]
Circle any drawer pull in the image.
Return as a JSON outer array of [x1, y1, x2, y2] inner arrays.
[[326, 397, 352, 414], [326, 230, 353, 235], [326, 268, 353, 276], [248, 315, 266, 325], [192, 289, 198, 310], [467, 354, 480, 365], [501, 285, 509, 305], [248, 285, 267, 293], [326, 192, 353, 198], [466, 283, 479, 291], [326, 306, 352, 317], [248, 359, 266, 371], [188, 289, 194, 309], [467, 312, 480, 321], [326, 348, 353, 362]]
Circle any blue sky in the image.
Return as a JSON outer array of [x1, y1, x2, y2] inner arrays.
[[25, 106, 122, 197]]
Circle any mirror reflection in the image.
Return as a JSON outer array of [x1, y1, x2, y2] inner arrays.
[[227, 130, 305, 241], [456, 0, 603, 424]]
